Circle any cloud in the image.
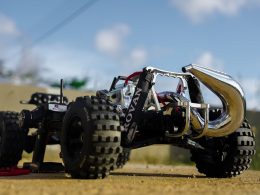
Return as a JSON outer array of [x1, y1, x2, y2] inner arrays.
[[195, 51, 223, 70], [120, 47, 148, 69], [31, 44, 120, 89], [95, 24, 130, 56], [129, 48, 148, 66], [195, 51, 260, 110], [34, 44, 260, 110], [241, 78, 259, 95], [0, 13, 42, 84], [170, 0, 251, 23], [240, 78, 260, 110], [2, 18, 148, 90], [0, 13, 20, 36], [15, 48, 43, 78], [31, 44, 147, 90], [196, 52, 214, 66], [95, 23, 149, 73]]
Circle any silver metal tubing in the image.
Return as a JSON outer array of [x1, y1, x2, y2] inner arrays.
[[150, 86, 161, 111], [145, 66, 191, 83], [165, 101, 191, 137]]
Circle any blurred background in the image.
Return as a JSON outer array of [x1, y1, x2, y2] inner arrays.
[[0, 0, 259, 169]]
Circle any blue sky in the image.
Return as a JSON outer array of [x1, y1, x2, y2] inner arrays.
[[0, 0, 260, 109]]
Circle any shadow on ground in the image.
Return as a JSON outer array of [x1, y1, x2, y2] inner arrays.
[[111, 172, 205, 178], [0, 171, 205, 180]]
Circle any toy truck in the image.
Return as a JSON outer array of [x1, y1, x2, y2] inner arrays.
[[0, 64, 255, 178]]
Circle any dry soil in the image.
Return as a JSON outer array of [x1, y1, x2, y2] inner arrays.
[[0, 164, 259, 195]]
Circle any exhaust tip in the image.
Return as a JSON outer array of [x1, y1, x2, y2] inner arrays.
[[182, 64, 193, 73]]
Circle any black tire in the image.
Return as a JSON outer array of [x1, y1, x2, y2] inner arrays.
[[116, 148, 131, 168], [190, 120, 256, 178], [0, 111, 24, 167], [61, 96, 123, 179]]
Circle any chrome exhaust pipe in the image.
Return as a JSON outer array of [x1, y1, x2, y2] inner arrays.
[[182, 64, 246, 137]]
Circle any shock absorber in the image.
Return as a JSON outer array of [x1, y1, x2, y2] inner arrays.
[[123, 68, 154, 145]]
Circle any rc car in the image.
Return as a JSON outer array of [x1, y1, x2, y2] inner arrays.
[[0, 64, 256, 178]]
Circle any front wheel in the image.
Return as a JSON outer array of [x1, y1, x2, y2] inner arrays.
[[61, 96, 123, 179], [190, 120, 256, 178]]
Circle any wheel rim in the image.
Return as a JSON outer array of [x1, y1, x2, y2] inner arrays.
[[210, 138, 231, 163], [66, 116, 84, 159]]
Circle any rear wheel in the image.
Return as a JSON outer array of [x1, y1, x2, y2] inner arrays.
[[61, 96, 123, 179], [0, 112, 24, 167], [190, 120, 256, 178]]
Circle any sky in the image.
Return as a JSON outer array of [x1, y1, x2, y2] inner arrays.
[[0, 0, 260, 109]]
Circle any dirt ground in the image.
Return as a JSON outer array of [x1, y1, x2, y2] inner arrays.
[[0, 164, 259, 195]]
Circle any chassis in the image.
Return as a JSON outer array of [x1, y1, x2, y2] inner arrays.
[[0, 64, 256, 178]]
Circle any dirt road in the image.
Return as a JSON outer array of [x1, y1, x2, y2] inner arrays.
[[0, 164, 259, 195]]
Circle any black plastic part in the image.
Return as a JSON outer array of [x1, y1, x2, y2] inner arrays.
[[123, 69, 154, 145], [109, 77, 118, 91], [23, 162, 64, 173], [60, 79, 64, 104], [32, 125, 48, 166], [24, 135, 36, 153], [19, 91, 68, 172], [116, 148, 131, 168], [20, 106, 45, 129], [187, 76, 204, 104], [187, 76, 205, 117], [128, 138, 162, 149], [19, 110, 31, 129], [26, 92, 69, 106], [109, 76, 132, 91]]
